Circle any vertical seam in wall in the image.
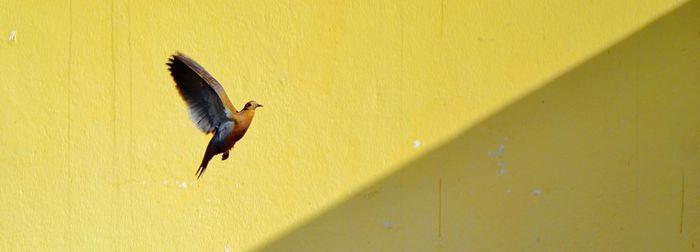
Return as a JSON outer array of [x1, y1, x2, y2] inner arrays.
[[399, 1, 405, 142], [125, 2, 134, 246], [67, 0, 73, 173], [66, 0, 74, 246], [440, 0, 445, 37], [286, 0, 291, 86], [110, 0, 120, 245], [680, 167, 685, 233], [111, 1, 116, 153], [111, 0, 117, 181], [67, 0, 73, 174], [634, 59, 640, 224], [127, 0, 133, 181], [438, 178, 443, 238]]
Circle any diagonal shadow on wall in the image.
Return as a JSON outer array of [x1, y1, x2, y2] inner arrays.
[[259, 1, 700, 251]]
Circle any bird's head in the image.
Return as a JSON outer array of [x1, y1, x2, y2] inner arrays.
[[242, 100, 264, 111]]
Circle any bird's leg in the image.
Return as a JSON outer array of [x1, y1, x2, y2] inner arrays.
[[222, 151, 229, 160]]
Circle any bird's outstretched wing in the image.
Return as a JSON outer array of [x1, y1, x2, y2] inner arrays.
[[167, 52, 237, 133]]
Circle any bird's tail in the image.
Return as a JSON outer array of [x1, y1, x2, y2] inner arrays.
[[196, 148, 215, 179]]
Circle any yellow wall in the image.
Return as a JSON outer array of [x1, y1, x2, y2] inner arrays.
[[1, 0, 699, 251]]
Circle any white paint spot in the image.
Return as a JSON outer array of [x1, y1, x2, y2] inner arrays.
[[498, 160, 506, 176], [497, 144, 505, 157], [532, 188, 542, 196], [180, 182, 187, 189], [413, 139, 422, 149], [225, 244, 231, 252], [495, 139, 508, 175], [8, 30, 16, 41], [163, 180, 168, 185], [383, 220, 394, 229]]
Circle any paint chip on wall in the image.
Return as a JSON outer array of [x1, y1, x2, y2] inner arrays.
[[498, 160, 506, 176], [383, 220, 394, 229], [532, 188, 542, 196], [413, 139, 422, 149], [493, 138, 508, 176], [8, 30, 16, 42]]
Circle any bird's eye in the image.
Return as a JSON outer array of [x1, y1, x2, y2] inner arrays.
[[245, 103, 250, 107]]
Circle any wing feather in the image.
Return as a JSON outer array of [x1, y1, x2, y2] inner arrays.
[[171, 52, 237, 112], [167, 52, 235, 133]]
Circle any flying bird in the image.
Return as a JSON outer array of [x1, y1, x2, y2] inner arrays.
[[167, 52, 263, 179]]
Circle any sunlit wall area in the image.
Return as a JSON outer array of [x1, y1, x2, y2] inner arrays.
[[0, 0, 698, 251]]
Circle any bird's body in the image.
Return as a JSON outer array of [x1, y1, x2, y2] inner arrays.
[[167, 52, 262, 178]]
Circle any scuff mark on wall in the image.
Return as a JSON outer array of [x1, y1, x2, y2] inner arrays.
[[437, 178, 443, 238], [680, 168, 685, 233]]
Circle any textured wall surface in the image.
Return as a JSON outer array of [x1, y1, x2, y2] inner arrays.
[[1, 0, 699, 251]]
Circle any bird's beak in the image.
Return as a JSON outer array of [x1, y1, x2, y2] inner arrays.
[[258, 104, 264, 108]]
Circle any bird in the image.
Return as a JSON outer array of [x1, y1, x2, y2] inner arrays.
[[167, 52, 263, 179]]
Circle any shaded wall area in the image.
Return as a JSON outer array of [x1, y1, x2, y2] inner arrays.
[[259, 2, 700, 251], [0, 0, 697, 250]]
